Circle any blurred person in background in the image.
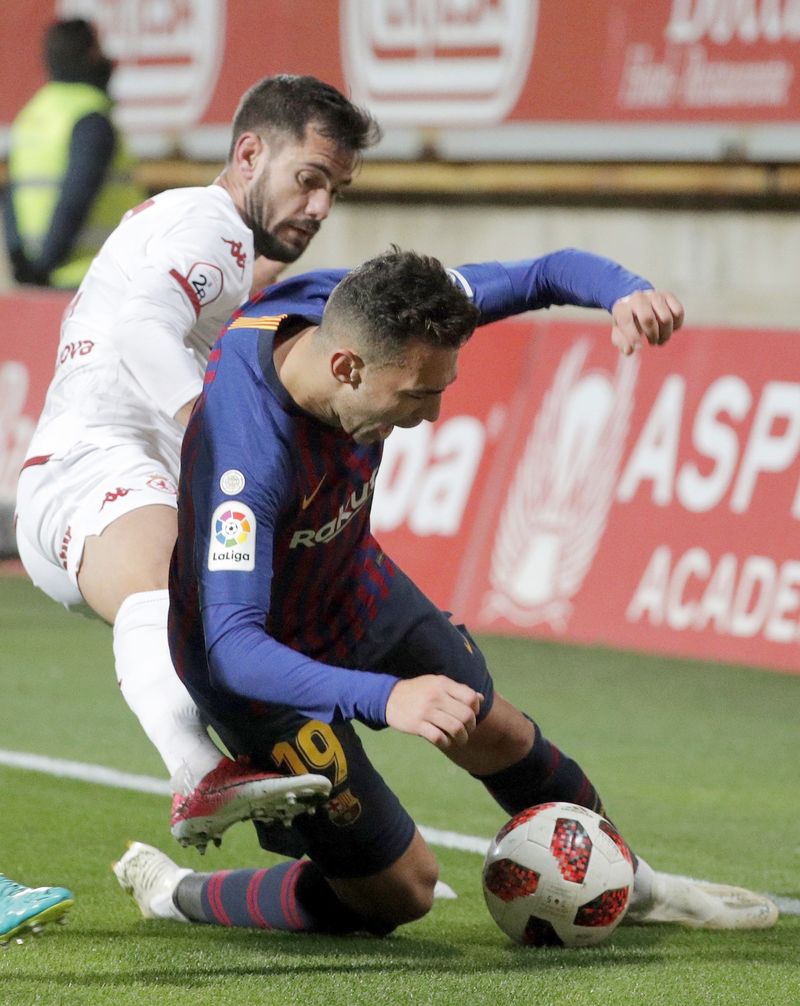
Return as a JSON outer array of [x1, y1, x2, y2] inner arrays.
[[1, 16, 135, 943], [3, 18, 144, 289]]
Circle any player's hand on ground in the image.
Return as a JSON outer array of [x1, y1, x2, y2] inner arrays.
[[610, 290, 684, 356], [385, 675, 483, 750]]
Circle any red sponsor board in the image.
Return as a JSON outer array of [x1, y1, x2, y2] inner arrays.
[[0, 290, 69, 504], [373, 319, 800, 674], [2, 290, 798, 673], [2, 1, 800, 157], [341, 1, 800, 125]]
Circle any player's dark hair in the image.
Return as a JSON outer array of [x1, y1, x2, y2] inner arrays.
[[44, 19, 112, 89], [323, 247, 481, 361], [228, 74, 381, 160]]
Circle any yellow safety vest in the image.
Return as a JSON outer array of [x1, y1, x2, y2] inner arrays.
[[8, 81, 144, 288]]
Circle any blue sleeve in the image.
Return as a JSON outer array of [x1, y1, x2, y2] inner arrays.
[[204, 603, 397, 727], [192, 339, 398, 727], [450, 249, 654, 325]]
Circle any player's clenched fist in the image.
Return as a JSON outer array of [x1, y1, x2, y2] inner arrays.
[[610, 290, 684, 356], [385, 675, 483, 750]]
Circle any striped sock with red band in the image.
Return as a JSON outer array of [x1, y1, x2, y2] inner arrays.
[[173, 859, 391, 935]]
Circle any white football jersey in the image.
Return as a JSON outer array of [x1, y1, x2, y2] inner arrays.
[[28, 185, 254, 456]]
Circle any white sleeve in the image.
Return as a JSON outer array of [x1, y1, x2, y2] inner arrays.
[[111, 217, 252, 419]]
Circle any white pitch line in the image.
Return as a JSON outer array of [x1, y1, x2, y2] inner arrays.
[[1, 748, 797, 917], [0, 748, 170, 796], [770, 895, 800, 915], [418, 824, 489, 855]]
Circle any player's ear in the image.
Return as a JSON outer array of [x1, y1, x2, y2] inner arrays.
[[331, 350, 363, 387], [233, 132, 265, 179]]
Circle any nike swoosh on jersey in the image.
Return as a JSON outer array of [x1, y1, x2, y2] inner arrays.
[[302, 474, 326, 509]]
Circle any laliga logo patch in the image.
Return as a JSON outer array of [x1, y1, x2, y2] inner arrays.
[[215, 509, 250, 547], [208, 502, 255, 571]]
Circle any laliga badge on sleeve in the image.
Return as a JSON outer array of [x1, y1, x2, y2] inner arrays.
[[208, 501, 256, 571]]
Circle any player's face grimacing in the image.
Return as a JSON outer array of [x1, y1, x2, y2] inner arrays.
[[244, 124, 355, 263], [337, 341, 460, 445]]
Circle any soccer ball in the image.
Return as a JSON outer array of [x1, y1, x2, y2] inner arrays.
[[482, 802, 635, 948]]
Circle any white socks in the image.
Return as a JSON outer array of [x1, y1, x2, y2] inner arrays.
[[629, 854, 656, 912], [113, 589, 222, 793]]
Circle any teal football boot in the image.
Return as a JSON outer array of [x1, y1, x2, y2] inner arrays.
[[0, 874, 74, 945]]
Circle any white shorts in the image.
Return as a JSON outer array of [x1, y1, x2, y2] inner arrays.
[[15, 441, 179, 608]]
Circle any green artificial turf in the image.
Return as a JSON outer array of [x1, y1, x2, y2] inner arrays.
[[0, 573, 797, 1006]]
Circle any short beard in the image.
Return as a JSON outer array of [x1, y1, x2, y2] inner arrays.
[[243, 189, 310, 263], [250, 222, 301, 262]]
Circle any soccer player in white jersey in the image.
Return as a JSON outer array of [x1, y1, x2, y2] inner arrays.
[[14, 75, 381, 851]]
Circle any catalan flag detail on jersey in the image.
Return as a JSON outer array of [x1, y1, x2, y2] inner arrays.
[[168, 252, 652, 729]]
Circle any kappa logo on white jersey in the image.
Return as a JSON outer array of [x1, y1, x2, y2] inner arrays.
[[482, 340, 639, 630], [208, 501, 256, 571]]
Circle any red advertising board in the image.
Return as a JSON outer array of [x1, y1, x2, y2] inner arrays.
[[3, 290, 798, 673], [0, 290, 69, 506], [2, 1, 800, 159], [372, 319, 800, 674]]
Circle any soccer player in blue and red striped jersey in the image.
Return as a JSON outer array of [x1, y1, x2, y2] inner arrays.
[[115, 248, 776, 934]]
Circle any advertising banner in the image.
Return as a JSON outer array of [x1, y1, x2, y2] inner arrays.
[[2, 291, 798, 673], [2, 1, 800, 160], [0, 291, 69, 514], [373, 319, 800, 674]]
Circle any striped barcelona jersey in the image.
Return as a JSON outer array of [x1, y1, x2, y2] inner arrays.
[[169, 270, 400, 725], [168, 255, 652, 725]]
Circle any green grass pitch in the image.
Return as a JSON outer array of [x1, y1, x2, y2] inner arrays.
[[0, 571, 798, 1006]]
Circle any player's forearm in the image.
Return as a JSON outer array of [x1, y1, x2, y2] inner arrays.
[[457, 250, 653, 324], [205, 607, 398, 727]]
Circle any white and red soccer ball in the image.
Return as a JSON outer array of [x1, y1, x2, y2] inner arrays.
[[482, 802, 635, 948]]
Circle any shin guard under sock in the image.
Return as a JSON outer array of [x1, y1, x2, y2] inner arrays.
[[474, 721, 605, 818]]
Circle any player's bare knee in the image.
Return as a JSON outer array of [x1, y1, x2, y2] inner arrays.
[[334, 843, 439, 928], [377, 864, 439, 926], [405, 861, 439, 921]]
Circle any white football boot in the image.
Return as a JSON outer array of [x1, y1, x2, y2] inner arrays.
[[113, 842, 192, 922], [626, 871, 778, 929]]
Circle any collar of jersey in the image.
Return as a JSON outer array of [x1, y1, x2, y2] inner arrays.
[[256, 314, 329, 424]]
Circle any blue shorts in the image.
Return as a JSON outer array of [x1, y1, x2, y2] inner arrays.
[[199, 565, 494, 879]]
